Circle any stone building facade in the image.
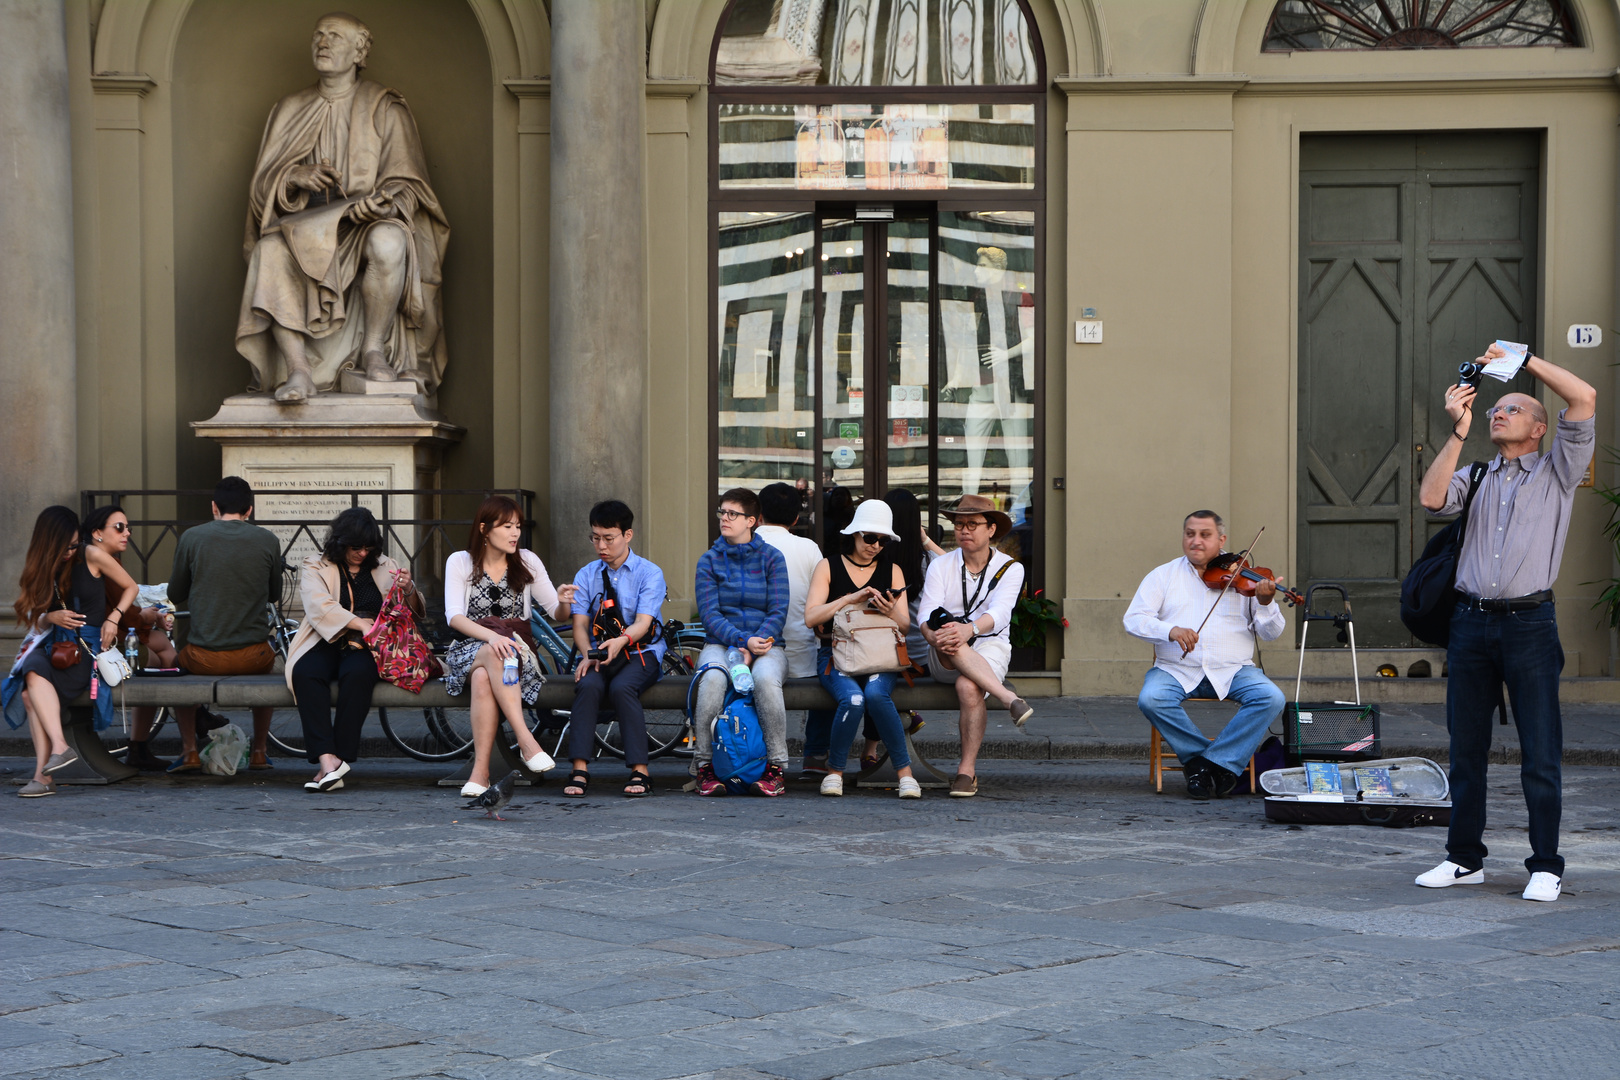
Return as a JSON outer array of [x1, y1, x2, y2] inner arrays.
[[3, 0, 1617, 693]]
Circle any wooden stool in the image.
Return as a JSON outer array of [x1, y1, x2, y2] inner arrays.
[[1148, 699, 1257, 794]]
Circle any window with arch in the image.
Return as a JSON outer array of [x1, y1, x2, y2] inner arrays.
[[711, 0, 1047, 581], [1264, 0, 1579, 51]]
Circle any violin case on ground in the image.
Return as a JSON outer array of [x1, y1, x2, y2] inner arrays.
[[1284, 584, 1381, 766], [1260, 757, 1451, 827]]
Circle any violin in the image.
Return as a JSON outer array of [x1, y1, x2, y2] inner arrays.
[[1201, 552, 1304, 607]]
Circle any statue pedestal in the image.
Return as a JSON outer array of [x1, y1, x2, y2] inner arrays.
[[193, 386, 465, 605]]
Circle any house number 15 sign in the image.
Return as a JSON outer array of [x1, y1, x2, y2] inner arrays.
[[1567, 324, 1603, 348]]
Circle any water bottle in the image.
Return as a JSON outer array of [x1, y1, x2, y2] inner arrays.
[[725, 646, 754, 694], [502, 641, 520, 686], [124, 627, 140, 670]]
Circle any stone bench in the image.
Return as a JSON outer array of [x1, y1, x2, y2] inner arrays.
[[63, 673, 975, 785]]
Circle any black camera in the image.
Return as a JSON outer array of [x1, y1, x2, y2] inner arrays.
[[1457, 361, 1484, 391], [927, 607, 973, 632], [587, 648, 609, 662]]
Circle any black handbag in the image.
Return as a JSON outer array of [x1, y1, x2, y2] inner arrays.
[[589, 565, 631, 679], [1399, 461, 1487, 647]]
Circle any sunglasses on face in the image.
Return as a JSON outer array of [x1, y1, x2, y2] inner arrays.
[[857, 533, 889, 545], [109, 522, 130, 534]]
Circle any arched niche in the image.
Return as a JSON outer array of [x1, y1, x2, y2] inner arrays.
[[86, 0, 548, 494]]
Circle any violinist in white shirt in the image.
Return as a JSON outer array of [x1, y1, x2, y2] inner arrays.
[[1124, 511, 1287, 800]]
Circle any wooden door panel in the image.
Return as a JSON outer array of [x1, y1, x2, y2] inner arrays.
[[1300, 133, 1539, 644]]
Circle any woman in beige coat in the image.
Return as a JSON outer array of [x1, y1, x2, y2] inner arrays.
[[284, 508, 421, 792]]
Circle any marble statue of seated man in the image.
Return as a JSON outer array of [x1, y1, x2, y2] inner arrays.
[[234, 13, 450, 403]]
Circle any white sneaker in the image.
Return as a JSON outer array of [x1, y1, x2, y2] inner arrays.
[[1415, 860, 1484, 888], [897, 776, 922, 799], [460, 781, 488, 798], [1523, 872, 1562, 902], [524, 749, 556, 773], [819, 773, 844, 797]]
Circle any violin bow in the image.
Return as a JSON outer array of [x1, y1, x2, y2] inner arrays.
[[1181, 526, 1265, 657]]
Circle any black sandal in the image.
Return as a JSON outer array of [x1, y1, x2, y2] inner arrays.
[[561, 770, 590, 798], [623, 771, 652, 798]]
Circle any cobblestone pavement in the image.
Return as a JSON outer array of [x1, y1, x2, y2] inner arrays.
[[1, 758, 1616, 1080]]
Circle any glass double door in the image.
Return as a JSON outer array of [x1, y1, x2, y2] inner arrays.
[[716, 207, 1036, 552]]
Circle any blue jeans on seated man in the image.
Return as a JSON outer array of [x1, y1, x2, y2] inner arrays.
[[1137, 665, 1285, 775], [1445, 599, 1564, 877], [817, 645, 910, 773]]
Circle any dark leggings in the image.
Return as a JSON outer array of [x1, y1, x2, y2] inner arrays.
[[567, 656, 661, 767], [292, 638, 380, 764]]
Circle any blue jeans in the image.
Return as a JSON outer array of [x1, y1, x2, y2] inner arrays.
[[1445, 599, 1564, 876], [1136, 666, 1284, 775], [818, 646, 910, 772], [802, 709, 833, 759]]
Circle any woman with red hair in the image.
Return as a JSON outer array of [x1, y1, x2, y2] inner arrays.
[[444, 495, 575, 797]]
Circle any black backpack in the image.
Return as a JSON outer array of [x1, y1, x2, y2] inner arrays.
[[1399, 461, 1488, 647]]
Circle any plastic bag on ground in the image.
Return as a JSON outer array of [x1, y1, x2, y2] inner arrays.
[[200, 723, 249, 776]]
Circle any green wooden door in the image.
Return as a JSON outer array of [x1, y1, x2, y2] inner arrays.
[[1298, 133, 1539, 644]]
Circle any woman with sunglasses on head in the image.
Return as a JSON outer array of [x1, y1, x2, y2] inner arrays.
[[3, 507, 105, 795], [445, 495, 576, 798], [803, 499, 916, 799], [284, 507, 419, 793], [82, 506, 179, 769]]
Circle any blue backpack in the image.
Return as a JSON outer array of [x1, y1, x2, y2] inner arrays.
[[688, 664, 767, 792]]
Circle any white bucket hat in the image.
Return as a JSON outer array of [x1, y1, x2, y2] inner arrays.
[[840, 499, 901, 541]]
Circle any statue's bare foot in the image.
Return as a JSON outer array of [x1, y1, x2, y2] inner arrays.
[[362, 349, 396, 382], [275, 370, 316, 403]]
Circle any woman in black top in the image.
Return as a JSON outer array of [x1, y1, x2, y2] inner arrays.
[[7, 507, 108, 793], [803, 500, 914, 798]]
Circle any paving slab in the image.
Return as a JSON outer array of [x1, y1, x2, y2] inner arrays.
[[0, 756, 1615, 1079]]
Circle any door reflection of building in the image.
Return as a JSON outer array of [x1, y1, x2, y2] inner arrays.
[[938, 211, 1035, 531]]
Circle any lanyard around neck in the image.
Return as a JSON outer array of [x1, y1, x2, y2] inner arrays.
[[960, 555, 993, 618]]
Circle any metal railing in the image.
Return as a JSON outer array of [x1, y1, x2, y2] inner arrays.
[[81, 488, 536, 642]]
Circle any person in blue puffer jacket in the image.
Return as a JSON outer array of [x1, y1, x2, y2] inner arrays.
[[692, 487, 790, 797]]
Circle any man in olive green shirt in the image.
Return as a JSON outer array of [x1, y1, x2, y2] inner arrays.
[[165, 477, 284, 772]]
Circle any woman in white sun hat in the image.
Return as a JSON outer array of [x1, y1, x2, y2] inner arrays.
[[802, 499, 918, 798]]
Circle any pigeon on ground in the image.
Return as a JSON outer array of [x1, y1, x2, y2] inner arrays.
[[466, 770, 518, 820]]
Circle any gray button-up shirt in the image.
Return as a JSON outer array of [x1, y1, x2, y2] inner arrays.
[[1434, 410, 1595, 599]]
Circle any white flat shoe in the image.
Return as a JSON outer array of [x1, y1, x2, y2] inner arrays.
[[524, 749, 555, 774], [819, 773, 843, 797], [897, 776, 922, 799], [460, 781, 488, 798], [1415, 860, 1484, 888], [1523, 872, 1562, 902], [315, 761, 350, 792]]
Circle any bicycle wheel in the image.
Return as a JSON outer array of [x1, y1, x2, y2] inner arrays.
[[378, 706, 473, 762], [265, 709, 307, 757]]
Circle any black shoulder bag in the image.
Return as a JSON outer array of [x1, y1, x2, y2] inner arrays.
[[1399, 461, 1488, 647], [590, 565, 632, 679]]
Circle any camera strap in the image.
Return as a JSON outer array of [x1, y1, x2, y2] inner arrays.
[[959, 554, 1014, 634]]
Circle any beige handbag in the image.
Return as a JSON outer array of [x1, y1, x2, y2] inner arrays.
[[830, 608, 910, 676]]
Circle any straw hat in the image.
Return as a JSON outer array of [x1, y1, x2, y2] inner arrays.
[[840, 499, 901, 541], [940, 493, 1012, 540]]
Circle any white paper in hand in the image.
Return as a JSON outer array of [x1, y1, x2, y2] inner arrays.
[[1482, 340, 1529, 382]]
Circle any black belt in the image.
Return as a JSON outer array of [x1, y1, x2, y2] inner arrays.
[[1461, 590, 1554, 613]]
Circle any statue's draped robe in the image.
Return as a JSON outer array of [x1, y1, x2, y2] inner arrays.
[[235, 80, 449, 392]]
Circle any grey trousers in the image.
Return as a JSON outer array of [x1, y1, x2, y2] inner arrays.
[[693, 642, 789, 766]]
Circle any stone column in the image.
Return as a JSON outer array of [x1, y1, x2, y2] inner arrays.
[[0, 0, 78, 603], [549, 0, 647, 575]]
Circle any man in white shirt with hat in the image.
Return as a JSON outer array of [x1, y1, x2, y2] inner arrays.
[[916, 494, 1034, 798], [1124, 510, 1287, 800]]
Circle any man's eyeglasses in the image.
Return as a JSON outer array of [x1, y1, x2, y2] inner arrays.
[[856, 532, 889, 546], [1486, 403, 1535, 418], [590, 532, 623, 546], [716, 509, 751, 521], [954, 519, 990, 531]]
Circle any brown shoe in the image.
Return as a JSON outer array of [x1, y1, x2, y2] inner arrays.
[[166, 750, 202, 775], [1009, 697, 1033, 728], [949, 773, 977, 798], [248, 750, 274, 771]]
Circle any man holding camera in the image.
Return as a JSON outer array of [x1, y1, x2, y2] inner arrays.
[[916, 494, 1034, 798], [1415, 344, 1595, 902], [1125, 511, 1287, 800]]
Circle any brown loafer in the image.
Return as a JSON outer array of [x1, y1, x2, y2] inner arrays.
[[166, 750, 202, 774], [248, 750, 274, 771], [948, 773, 977, 798]]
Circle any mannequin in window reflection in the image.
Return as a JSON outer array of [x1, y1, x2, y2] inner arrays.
[[957, 246, 1034, 500]]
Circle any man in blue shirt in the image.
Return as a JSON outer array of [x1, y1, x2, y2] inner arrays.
[[562, 501, 667, 798]]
